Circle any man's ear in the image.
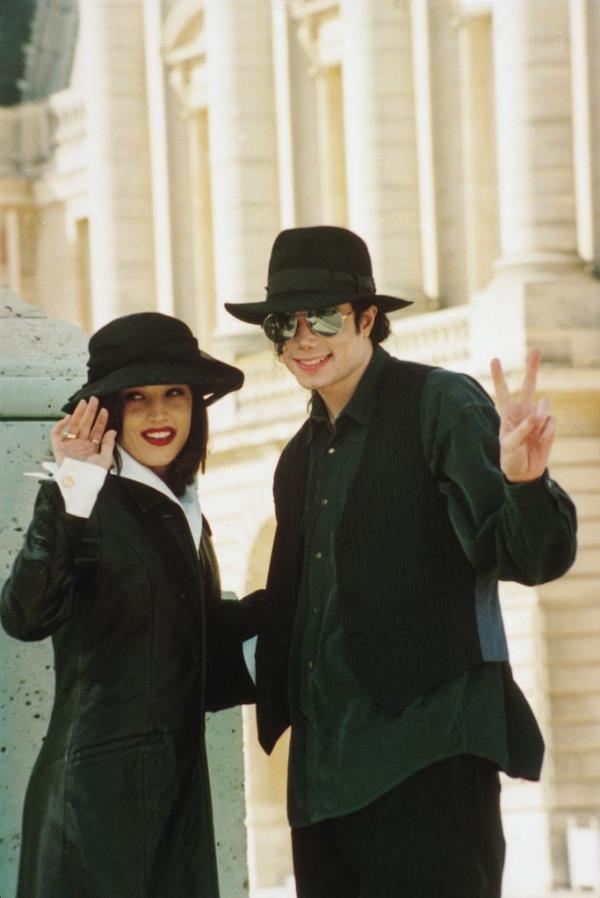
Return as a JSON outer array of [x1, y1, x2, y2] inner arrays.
[[360, 304, 378, 337]]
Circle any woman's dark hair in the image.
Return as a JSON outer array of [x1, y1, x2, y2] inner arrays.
[[352, 301, 391, 345], [101, 385, 209, 498]]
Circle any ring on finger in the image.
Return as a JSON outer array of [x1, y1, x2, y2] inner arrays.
[[61, 428, 77, 441], [89, 437, 101, 446]]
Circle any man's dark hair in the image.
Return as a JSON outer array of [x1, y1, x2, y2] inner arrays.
[[352, 301, 391, 345], [101, 385, 209, 497]]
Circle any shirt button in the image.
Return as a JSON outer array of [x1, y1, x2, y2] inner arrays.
[[60, 475, 75, 488], [327, 447, 336, 455], [321, 498, 328, 506], [314, 551, 322, 560]]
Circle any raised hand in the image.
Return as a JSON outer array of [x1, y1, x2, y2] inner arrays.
[[490, 349, 556, 483], [50, 397, 117, 471]]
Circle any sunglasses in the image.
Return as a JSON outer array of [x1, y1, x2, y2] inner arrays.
[[262, 307, 353, 344]]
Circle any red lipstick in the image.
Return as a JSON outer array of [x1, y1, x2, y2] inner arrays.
[[141, 428, 176, 447]]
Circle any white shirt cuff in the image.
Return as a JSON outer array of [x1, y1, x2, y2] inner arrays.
[[55, 457, 108, 518]]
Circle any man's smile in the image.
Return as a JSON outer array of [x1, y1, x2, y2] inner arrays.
[[292, 354, 332, 372]]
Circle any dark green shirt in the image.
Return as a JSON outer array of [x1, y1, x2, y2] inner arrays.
[[288, 347, 574, 827]]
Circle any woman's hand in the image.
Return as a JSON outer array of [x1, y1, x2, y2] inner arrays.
[[50, 397, 117, 471], [490, 349, 556, 483]]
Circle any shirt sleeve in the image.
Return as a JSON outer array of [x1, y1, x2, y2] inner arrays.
[[54, 457, 108, 518], [421, 368, 577, 585], [0, 481, 95, 641]]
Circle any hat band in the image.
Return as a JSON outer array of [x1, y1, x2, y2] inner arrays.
[[87, 335, 200, 383], [266, 267, 375, 298]]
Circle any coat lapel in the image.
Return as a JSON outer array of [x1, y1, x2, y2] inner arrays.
[[114, 477, 205, 633]]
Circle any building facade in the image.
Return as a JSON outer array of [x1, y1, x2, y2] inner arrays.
[[1, 0, 600, 894]]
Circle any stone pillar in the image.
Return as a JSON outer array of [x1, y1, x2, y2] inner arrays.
[[314, 64, 347, 226], [0, 291, 88, 898], [419, 1, 472, 308], [0, 180, 36, 303], [470, 3, 600, 889], [457, 12, 499, 296], [78, 0, 157, 327], [204, 0, 280, 350], [470, 0, 600, 373], [492, 0, 578, 275], [340, 0, 424, 308], [410, 0, 439, 304], [271, 0, 297, 230], [185, 110, 217, 349], [569, 0, 594, 265], [142, 0, 176, 317], [0, 291, 250, 898], [586, 0, 600, 272], [287, 15, 321, 226]]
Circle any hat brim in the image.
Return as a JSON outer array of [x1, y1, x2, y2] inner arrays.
[[62, 358, 244, 414], [225, 292, 412, 325]]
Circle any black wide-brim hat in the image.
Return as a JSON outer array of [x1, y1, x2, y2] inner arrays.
[[225, 225, 412, 325], [63, 312, 244, 413]]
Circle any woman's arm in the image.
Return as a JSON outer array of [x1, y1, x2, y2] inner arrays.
[[1, 398, 113, 641], [0, 482, 95, 640]]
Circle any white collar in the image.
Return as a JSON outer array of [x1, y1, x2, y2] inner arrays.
[[117, 447, 203, 546]]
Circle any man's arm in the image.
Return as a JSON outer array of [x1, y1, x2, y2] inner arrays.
[[421, 359, 577, 586]]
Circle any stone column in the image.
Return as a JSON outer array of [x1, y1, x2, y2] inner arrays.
[[204, 0, 280, 350], [340, 0, 424, 308], [142, 0, 175, 317], [492, 0, 578, 275], [0, 291, 88, 898], [470, 3, 600, 889], [471, 0, 600, 373], [457, 13, 499, 296], [586, 0, 600, 272], [271, 0, 296, 230], [78, 0, 157, 327], [0, 179, 36, 302], [185, 110, 217, 349]]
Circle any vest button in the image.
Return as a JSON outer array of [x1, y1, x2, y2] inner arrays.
[[327, 447, 336, 455]]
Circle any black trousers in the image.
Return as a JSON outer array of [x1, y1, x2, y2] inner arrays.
[[291, 755, 505, 898]]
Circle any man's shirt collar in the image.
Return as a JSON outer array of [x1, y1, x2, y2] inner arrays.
[[310, 346, 389, 429]]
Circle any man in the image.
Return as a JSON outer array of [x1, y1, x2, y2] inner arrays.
[[226, 226, 577, 898]]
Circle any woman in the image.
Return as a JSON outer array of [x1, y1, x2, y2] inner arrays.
[[0, 312, 258, 898]]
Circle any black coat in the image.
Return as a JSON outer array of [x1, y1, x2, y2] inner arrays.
[[0, 475, 258, 898]]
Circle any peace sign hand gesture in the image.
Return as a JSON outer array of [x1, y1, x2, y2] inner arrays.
[[50, 397, 117, 471], [490, 350, 556, 483]]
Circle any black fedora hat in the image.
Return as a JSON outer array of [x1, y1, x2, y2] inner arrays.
[[63, 312, 244, 413], [225, 225, 412, 325]]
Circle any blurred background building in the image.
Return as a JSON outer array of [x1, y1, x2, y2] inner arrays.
[[1, 0, 600, 895]]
